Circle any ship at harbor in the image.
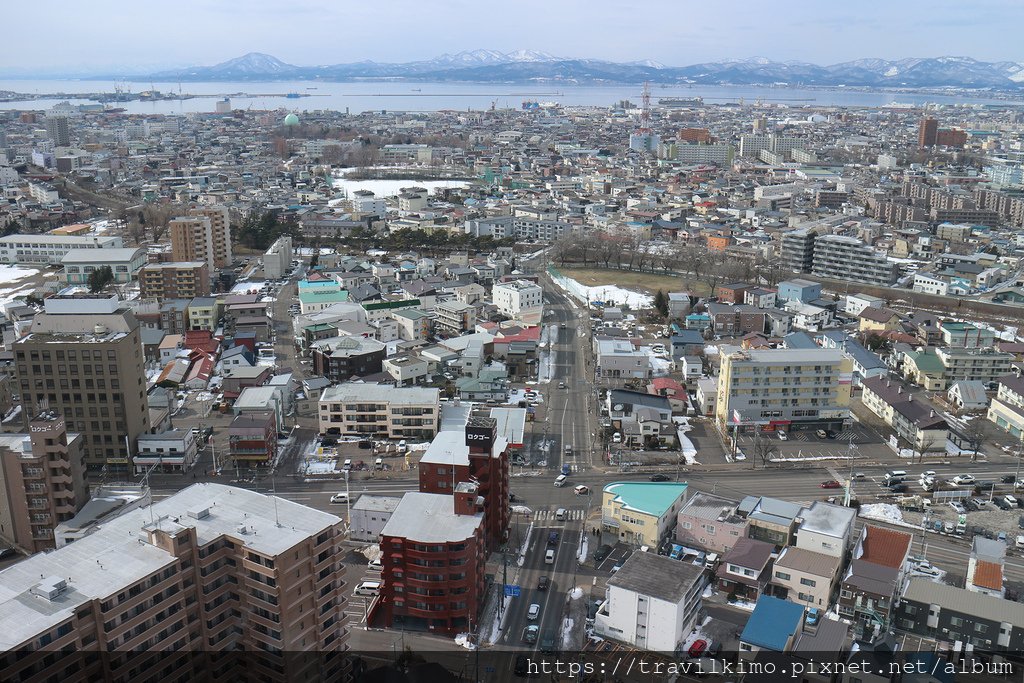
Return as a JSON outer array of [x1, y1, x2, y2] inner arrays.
[[658, 96, 704, 107]]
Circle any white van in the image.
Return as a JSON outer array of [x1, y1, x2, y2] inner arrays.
[[545, 549, 555, 564], [554, 474, 568, 488], [704, 552, 719, 569], [884, 470, 907, 482], [343, 459, 352, 471], [353, 581, 380, 597], [555, 508, 567, 521]]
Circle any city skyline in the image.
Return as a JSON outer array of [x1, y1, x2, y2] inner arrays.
[[3, 0, 1023, 75]]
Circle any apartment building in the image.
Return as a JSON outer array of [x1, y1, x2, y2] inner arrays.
[[319, 384, 439, 440], [434, 301, 476, 335], [594, 552, 706, 652], [780, 228, 817, 274], [0, 484, 348, 682], [895, 579, 1024, 652], [940, 321, 996, 349], [492, 279, 543, 325], [811, 234, 898, 285], [715, 346, 852, 433], [0, 234, 122, 265], [418, 418, 510, 550], [169, 206, 231, 272], [14, 295, 150, 473], [379, 489, 486, 635], [0, 412, 88, 553], [138, 262, 211, 302], [310, 335, 386, 381], [860, 376, 949, 452], [935, 346, 1014, 388], [988, 374, 1024, 438], [601, 482, 689, 547], [263, 235, 293, 279]]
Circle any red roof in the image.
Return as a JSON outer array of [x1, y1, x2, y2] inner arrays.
[[649, 378, 686, 397], [860, 526, 912, 569], [496, 326, 542, 343], [972, 560, 1004, 591]]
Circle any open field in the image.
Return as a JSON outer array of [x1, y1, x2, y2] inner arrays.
[[560, 267, 708, 296]]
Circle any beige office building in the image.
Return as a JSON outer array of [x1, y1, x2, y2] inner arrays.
[[170, 206, 232, 272], [0, 412, 88, 553], [0, 484, 348, 682], [13, 295, 150, 473]]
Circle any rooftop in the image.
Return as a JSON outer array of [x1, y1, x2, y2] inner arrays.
[[320, 383, 439, 406], [740, 596, 805, 651], [607, 552, 704, 604], [380, 492, 482, 543], [858, 525, 912, 569], [798, 501, 856, 538], [603, 482, 688, 518], [903, 578, 1024, 626]]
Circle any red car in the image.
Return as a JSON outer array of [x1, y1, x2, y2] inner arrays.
[[688, 639, 708, 658], [820, 480, 842, 489]]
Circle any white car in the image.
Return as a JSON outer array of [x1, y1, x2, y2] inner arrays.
[[948, 501, 966, 514], [611, 432, 622, 444], [777, 431, 788, 441], [330, 492, 349, 504], [952, 474, 975, 485]]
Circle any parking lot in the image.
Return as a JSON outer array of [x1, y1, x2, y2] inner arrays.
[[733, 423, 892, 462]]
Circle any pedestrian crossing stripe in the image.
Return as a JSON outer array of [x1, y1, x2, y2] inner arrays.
[[532, 509, 585, 521]]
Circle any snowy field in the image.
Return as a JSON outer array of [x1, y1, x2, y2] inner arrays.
[[549, 272, 654, 309], [0, 265, 41, 307], [332, 177, 470, 198]]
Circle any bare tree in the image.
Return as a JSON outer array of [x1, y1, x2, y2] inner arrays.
[[752, 431, 779, 469], [916, 433, 943, 465], [959, 419, 990, 461]]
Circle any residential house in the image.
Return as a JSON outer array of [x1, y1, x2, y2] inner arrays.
[[738, 495, 803, 547], [858, 308, 902, 334], [739, 596, 805, 658], [600, 482, 689, 547], [794, 501, 857, 559], [716, 536, 775, 601], [838, 526, 912, 633], [770, 546, 842, 610], [647, 378, 689, 414], [947, 380, 988, 412], [675, 492, 748, 554], [901, 348, 947, 390], [597, 339, 651, 379], [383, 356, 429, 387], [717, 282, 751, 305], [744, 287, 777, 309], [844, 292, 886, 316], [311, 335, 387, 381], [777, 279, 822, 304], [349, 495, 402, 543]]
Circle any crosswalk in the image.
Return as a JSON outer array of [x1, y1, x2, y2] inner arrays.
[[532, 508, 587, 521]]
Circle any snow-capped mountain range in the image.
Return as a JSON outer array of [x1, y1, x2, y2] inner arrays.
[[144, 52, 1024, 88]]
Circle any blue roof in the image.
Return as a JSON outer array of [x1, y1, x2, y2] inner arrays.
[[603, 482, 688, 518], [671, 330, 704, 345], [783, 332, 817, 349], [740, 596, 804, 651]]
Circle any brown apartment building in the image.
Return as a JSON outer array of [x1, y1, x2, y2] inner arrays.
[[169, 206, 232, 272], [0, 483, 349, 683], [13, 295, 150, 474], [0, 412, 89, 553], [138, 261, 211, 302]]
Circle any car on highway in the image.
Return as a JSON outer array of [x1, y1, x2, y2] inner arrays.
[[527, 603, 541, 620], [523, 625, 539, 644], [649, 474, 670, 482], [820, 480, 842, 489], [548, 532, 560, 546], [573, 485, 590, 495], [537, 576, 550, 591], [594, 544, 613, 563], [688, 640, 708, 658], [953, 474, 976, 485], [889, 483, 908, 493], [558, 381, 566, 389], [1002, 475, 1017, 484], [330, 492, 350, 504], [540, 630, 558, 654], [777, 430, 788, 441]]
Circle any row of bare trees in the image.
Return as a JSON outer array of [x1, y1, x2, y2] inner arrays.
[[549, 232, 788, 294]]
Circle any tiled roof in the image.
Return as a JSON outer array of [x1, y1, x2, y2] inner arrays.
[[972, 560, 1004, 591], [860, 526, 912, 569]]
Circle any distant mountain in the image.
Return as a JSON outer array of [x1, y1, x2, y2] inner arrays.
[[145, 51, 1024, 88]]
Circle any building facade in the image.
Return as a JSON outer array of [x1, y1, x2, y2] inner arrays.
[[319, 384, 439, 440], [138, 262, 211, 302]]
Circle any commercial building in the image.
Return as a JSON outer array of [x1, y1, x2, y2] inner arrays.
[[715, 346, 852, 433], [0, 412, 88, 553], [0, 484, 349, 680], [418, 418, 510, 550], [0, 234, 123, 265], [601, 481, 689, 547], [594, 552, 706, 652], [492, 279, 544, 325], [134, 429, 199, 474], [61, 247, 147, 285], [378, 489, 486, 635], [319, 384, 440, 440], [138, 262, 211, 302], [14, 295, 150, 473], [811, 234, 898, 285]]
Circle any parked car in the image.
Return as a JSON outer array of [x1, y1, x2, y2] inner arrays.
[[806, 608, 821, 626], [948, 501, 966, 514], [777, 430, 788, 441], [649, 474, 670, 482], [1001, 475, 1017, 484], [815, 429, 829, 439], [688, 640, 708, 658], [996, 498, 1013, 510], [594, 544, 613, 563]]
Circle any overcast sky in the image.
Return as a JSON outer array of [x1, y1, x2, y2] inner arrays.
[[3, 0, 1022, 74]]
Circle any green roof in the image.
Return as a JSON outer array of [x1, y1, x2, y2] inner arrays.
[[306, 323, 337, 332], [904, 349, 945, 374], [298, 290, 349, 304], [363, 298, 420, 311], [603, 482, 688, 517]]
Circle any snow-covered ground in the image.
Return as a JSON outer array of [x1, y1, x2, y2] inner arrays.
[[548, 271, 654, 309], [680, 616, 714, 651], [560, 618, 575, 651], [332, 177, 470, 198], [577, 534, 589, 563], [859, 503, 919, 529], [0, 265, 40, 307], [672, 417, 700, 465], [454, 633, 476, 650], [537, 324, 557, 384], [300, 458, 338, 475]]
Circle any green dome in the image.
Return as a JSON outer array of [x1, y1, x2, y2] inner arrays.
[[283, 113, 300, 126]]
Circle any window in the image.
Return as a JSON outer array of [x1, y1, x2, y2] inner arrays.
[[775, 571, 791, 581], [800, 578, 817, 587]]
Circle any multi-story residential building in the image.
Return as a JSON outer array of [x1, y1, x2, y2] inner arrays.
[[596, 339, 651, 379], [186, 297, 220, 332], [770, 547, 841, 610], [383, 356, 429, 386], [351, 190, 387, 216], [936, 346, 1014, 387], [674, 142, 733, 165], [310, 335, 386, 381], [169, 206, 232, 272], [895, 579, 1024, 652], [262, 235, 293, 279], [0, 234, 122, 265], [600, 482, 689, 547], [159, 299, 190, 335], [492, 279, 543, 325], [594, 553, 706, 652], [0, 412, 88, 553], [44, 115, 70, 146], [675, 491, 748, 554], [776, 279, 822, 304], [987, 373, 1024, 438], [780, 228, 817, 274], [391, 309, 434, 341], [939, 321, 996, 349], [14, 295, 150, 473], [228, 411, 277, 467], [319, 384, 439, 440], [434, 301, 476, 335], [715, 346, 852, 433], [418, 418, 510, 550], [60, 247, 147, 285], [0, 483, 349, 681], [138, 262, 211, 301], [811, 234, 898, 285], [706, 303, 767, 337], [378, 488, 486, 635], [860, 376, 949, 452], [839, 526, 912, 633]]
